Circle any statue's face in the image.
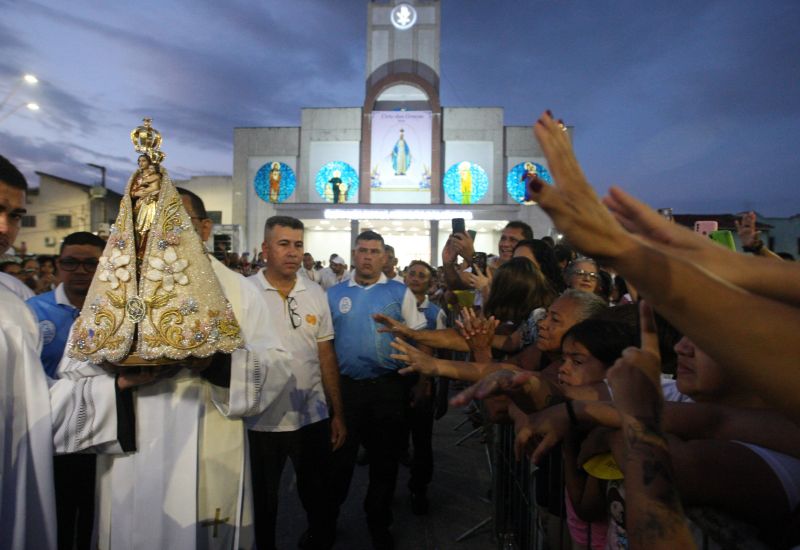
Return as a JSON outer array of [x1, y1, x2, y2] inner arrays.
[[138, 156, 150, 170]]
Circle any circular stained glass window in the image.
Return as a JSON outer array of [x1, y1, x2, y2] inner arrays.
[[506, 161, 553, 204], [315, 161, 359, 203], [443, 161, 489, 205], [254, 162, 296, 204]]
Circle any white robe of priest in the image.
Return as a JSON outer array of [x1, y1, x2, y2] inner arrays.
[[0, 286, 121, 550], [57, 256, 294, 550]]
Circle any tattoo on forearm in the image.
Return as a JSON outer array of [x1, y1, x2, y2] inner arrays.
[[623, 418, 691, 546], [630, 506, 689, 547]]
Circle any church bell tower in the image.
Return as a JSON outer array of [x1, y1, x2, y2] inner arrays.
[[360, 1, 443, 203]]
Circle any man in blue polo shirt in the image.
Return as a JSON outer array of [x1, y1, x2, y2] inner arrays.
[[28, 232, 104, 375], [327, 230, 427, 549], [27, 230, 105, 550]]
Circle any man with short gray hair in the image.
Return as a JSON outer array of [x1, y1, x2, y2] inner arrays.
[[248, 215, 345, 550]]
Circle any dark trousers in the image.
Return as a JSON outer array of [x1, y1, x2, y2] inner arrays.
[[54, 453, 96, 550], [406, 377, 434, 495], [331, 373, 408, 530], [248, 419, 334, 550]]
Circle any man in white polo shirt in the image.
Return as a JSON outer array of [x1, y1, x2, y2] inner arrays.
[[248, 215, 346, 550]]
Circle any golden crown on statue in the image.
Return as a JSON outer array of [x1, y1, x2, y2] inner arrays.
[[130, 117, 165, 163]]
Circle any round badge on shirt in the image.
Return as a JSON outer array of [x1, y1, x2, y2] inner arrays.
[[339, 297, 352, 314], [39, 320, 57, 345]]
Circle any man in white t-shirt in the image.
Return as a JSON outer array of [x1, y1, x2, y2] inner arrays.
[[319, 254, 350, 290], [248, 216, 346, 550]]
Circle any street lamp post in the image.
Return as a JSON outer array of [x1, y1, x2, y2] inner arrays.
[[0, 102, 39, 125], [0, 73, 38, 110]]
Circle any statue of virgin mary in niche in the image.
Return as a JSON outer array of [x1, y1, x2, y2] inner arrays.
[[392, 128, 411, 176]]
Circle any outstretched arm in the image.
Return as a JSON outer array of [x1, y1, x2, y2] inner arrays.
[[606, 302, 695, 549], [390, 337, 506, 381], [528, 110, 800, 422], [606, 189, 799, 304], [375, 313, 471, 351]]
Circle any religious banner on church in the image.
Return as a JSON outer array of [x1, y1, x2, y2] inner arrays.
[[370, 111, 432, 204]]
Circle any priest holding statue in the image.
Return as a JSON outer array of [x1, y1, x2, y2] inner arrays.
[[59, 118, 295, 550]]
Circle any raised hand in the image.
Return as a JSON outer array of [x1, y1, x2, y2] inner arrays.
[[441, 235, 458, 265], [390, 338, 440, 376], [734, 211, 760, 248], [603, 186, 726, 260], [606, 300, 663, 420], [460, 264, 491, 294], [456, 307, 499, 359], [526, 111, 633, 262], [513, 404, 572, 463], [373, 312, 415, 339], [451, 231, 476, 261], [450, 368, 531, 407]]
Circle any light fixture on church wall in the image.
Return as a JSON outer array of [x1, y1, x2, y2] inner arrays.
[[324, 209, 473, 221]]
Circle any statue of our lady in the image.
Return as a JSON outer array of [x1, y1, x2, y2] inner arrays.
[[67, 118, 243, 367], [392, 128, 411, 176]]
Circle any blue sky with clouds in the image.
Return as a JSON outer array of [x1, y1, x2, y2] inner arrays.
[[1, 0, 798, 215]]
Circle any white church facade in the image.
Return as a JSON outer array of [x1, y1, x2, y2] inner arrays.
[[191, 0, 557, 265]]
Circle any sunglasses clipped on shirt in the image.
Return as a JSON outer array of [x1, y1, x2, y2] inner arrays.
[[287, 295, 301, 329], [58, 258, 100, 272]]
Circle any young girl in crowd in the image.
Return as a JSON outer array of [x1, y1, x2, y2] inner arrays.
[[557, 319, 636, 550]]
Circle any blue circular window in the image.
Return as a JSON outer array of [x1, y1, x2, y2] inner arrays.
[[443, 161, 489, 204], [315, 161, 359, 203], [506, 162, 553, 204], [254, 162, 296, 203]]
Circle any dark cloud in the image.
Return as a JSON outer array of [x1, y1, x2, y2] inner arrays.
[[0, 129, 128, 189], [3, 0, 798, 215], [20, 0, 365, 154]]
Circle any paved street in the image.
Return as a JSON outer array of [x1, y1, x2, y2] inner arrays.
[[275, 404, 496, 550]]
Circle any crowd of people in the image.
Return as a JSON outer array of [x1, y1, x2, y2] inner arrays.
[[1, 107, 798, 550]]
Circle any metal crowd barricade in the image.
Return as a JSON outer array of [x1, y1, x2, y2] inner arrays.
[[487, 423, 775, 550], [492, 423, 539, 550], [438, 298, 772, 549]]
